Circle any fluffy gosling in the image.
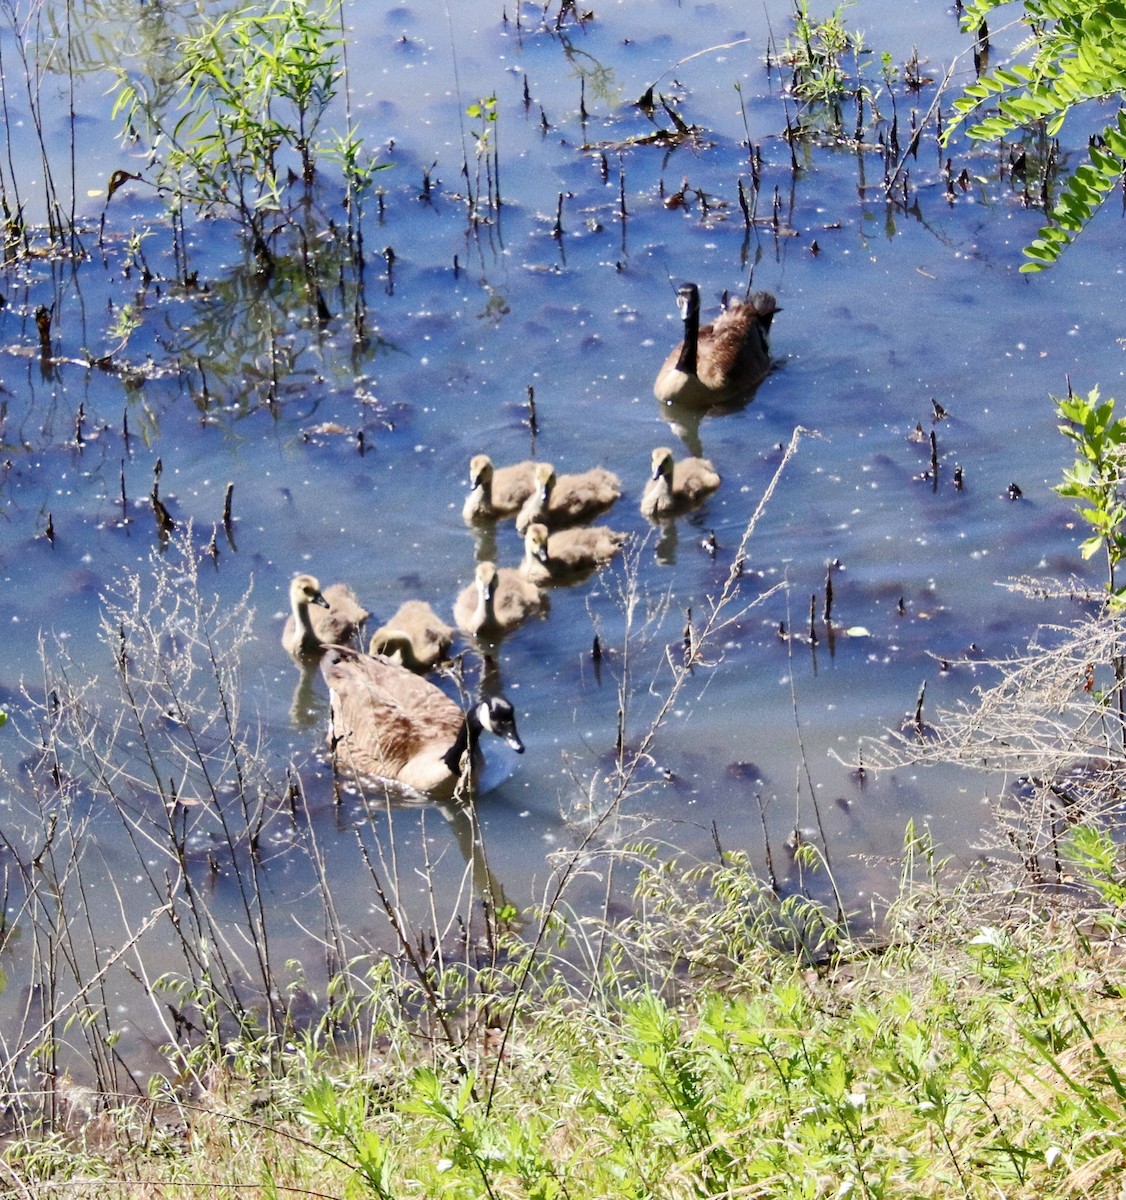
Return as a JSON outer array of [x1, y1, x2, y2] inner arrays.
[[640, 447, 721, 518], [454, 560, 548, 637]]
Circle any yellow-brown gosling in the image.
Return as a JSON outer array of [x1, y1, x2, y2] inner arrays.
[[461, 454, 539, 522], [640, 447, 722, 518], [653, 282, 777, 406], [515, 462, 622, 532], [454, 560, 548, 637], [521, 522, 627, 585], [369, 600, 455, 673], [321, 645, 523, 795], [282, 573, 370, 658]]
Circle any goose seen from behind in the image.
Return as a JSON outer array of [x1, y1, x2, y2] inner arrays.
[[321, 645, 524, 796], [282, 573, 370, 658], [640, 447, 722, 518], [515, 462, 622, 533], [454, 560, 548, 637], [653, 282, 777, 406], [369, 600, 456, 673]]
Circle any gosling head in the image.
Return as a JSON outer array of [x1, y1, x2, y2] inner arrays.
[[474, 694, 525, 753], [532, 462, 556, 503], [650, 447, 675, 483], [525, 523, 551, 565], [290, 573, 330, 610], [369, 628, 412, 664], [468, 454, 494, 490]]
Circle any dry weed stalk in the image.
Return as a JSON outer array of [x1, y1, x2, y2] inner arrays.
[[473, 427, 812, 1103], [0, 530, 308, 1117], [858, 609, 1126, 885], [562, 426, 810, 832]]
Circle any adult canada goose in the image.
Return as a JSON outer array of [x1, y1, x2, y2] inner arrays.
[[640, 447, 722, 518], [521, 522, 627, 585], [369, 600, 455, 673], [514, 462, 622, 533], [321, 645, 524, 795], [454, 560, 548, 637], [462, 454, 539, 522], [653, 282, 777, 406], [282, 574, 370, 658]]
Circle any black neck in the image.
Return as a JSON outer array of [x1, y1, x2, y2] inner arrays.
[[675, 302, 699, 376], [442, 707, 480, 776]]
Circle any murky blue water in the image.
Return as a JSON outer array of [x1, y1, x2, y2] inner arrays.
[[0, 0, 1123, 1069]]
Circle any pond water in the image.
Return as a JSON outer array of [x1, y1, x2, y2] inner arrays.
[[0, 0, 1123, 1076]]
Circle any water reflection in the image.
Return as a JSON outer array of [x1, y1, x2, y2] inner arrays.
[[657, 375, 772, 457], [288, 661, 325, 730], [352, 790, 519, 927]]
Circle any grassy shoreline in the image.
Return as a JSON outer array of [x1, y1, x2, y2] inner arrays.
[[7, 839, 1126, 1200]]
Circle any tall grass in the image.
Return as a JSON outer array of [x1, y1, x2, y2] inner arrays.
[[7, 829, 1126, 1198]]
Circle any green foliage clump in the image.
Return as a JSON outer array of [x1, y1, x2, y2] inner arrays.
[[949, 0, 1126, 270], [112, 0, 381, 260], [1055, 385, 1126, 599], [783, 0, 862, 106]]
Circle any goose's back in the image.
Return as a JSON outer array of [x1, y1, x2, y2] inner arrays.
[[553, 525, 625, 567], [672, 456, 721, 500], [491, 461, 539, 511], [322, 650, 463, 788], [696, 301, 771, 392], [494, 567, 548, 623]]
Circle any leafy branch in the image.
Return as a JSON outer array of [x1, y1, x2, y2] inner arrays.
[[1055, 384, 1126, 600], [111, 0, 379, 262], [947, 0, 1126, 271]]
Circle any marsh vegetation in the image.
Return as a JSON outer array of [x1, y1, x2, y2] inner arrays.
[[2, 1, 1126, 1191]]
